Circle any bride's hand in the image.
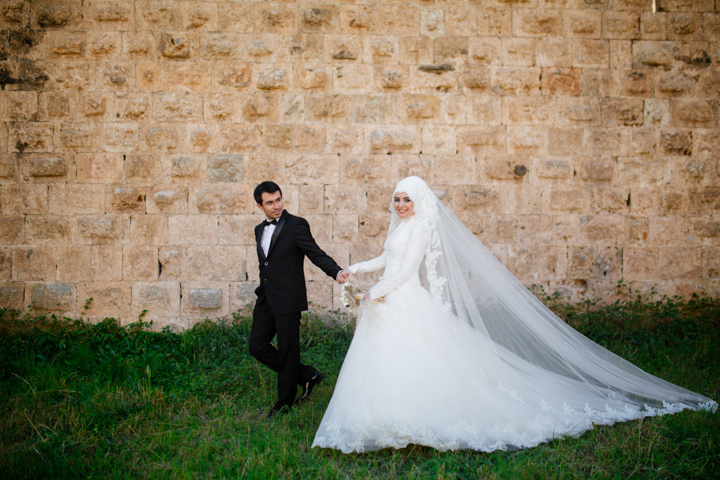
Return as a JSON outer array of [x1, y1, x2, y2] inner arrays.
[[360, 292, 371, 304]]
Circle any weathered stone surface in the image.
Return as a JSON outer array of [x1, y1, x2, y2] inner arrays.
[[74, 215, 129, 245], [168, 215, 218, 246], [27, 282, 75, 312], [25, 216, 71, 244], [77, 282, 131, 318], [122, 246, 158, 281], [185, 246, 245, 282], [91, 246, 122, 282], [131, 282, 180, 320], [507, 246, 568, 284], [130, 215, 167, 246], [0, 282, 24, 309], [49, 184, 105, 215]]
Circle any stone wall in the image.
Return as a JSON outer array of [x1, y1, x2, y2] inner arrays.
[[0, 0, 718, 329]]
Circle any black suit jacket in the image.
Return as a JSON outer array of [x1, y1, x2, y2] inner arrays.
[[255, 210, 342, 314]]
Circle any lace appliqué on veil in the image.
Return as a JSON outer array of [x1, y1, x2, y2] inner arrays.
[[424, 228, 450, 314]]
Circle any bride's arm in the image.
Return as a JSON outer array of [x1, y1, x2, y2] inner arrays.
[[366, 223, 429, 301], [347, 253, 386, 275]]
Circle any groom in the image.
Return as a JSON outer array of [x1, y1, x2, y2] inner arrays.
[[250, 181, 350, 419]]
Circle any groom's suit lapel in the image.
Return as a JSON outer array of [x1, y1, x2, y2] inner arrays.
[[268, 213, 286, 257], [256, 224, 266, 261]]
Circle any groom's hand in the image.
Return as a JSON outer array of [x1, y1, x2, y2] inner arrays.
[[336, 270, 352, 284]]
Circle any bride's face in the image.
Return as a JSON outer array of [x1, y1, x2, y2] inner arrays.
[[393, 192, 415, 218]]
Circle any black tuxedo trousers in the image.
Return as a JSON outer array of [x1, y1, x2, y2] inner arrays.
[[249, 210, 341, 406]]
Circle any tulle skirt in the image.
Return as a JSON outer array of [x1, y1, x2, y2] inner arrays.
[[311, 283, 703, 453]]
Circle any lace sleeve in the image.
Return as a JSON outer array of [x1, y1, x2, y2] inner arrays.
[[367, 223, 429, 300], [348, 253, 386, 275]]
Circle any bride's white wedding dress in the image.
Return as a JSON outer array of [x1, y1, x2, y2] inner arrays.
[[312, 177, 716, 454]]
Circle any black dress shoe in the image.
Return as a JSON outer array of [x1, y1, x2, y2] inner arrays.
[[296, 371, 324, 404], [266, 403, 291, 420]]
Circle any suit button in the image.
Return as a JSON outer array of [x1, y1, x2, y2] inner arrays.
[[264, 262, 268, 266], [263, 278, 268, 283]]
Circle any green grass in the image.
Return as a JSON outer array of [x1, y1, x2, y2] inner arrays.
[[1, 289, 718, 479]]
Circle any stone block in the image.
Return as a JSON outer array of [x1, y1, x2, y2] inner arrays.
[[644, 99, 670, 126], [206, 155, 243, 183], [621, 70, 655, 96], [457, 127, 506, 155], [324, 184, 369, 215], [410, 65, 458, 93], [668, 14, 703, 41], [536, 38, 573, 67], [504, 97, 554, 126], [122, 246, 158, 281], [433, 37, 468, 65], [0, 248, 12, 282], [77, 282, 131, 318], [687, 187, 720, 214], [200, 33, 241, 60], [601, 98, 644, 126], [130, 215, 167, 246], [421, 126, 457, 155], [357, 214, 390, 243], [55, 123, 99, 152], [693, 218, 720, 242], [332, 214, 357, 244], [168, 215, 218, 246], [77, 153, 123, 184], [591, 187, 630, 214], [46, 32, 86, 59], [115, 94, 151, 121], [140, 124, 183, 154], [649, 216, 693, 246], [122, 32, 154, 59], [507, 127, 547, 156], [692, 131, 719, 159], [169, 155, 205, 184], [13, 246, 56, 281], [420, 8, 444, 37], [430, 155, 474, 185], [334, 64, 374, 93], [618, 157, 669, 185], [626, 216, 649, 245], [151, 93, 203, 123], [217, 3, 254, 32], [81, 93, 114, 121], [242, 94, 280, 123], [581, 69, 622, 97], [536, 158, 573, 180], [658, 247, 702, 280], [158, 33, 196, 60], [0, 156, 14, 181], [285, 154, 339, 184], [297, 125, 326, 153], [0, 282, 23, 309], [25, 216, 71, 244], [568, 246, 622, 281], [74, 215, 129, 245], [340, 5, 377, 33], [548, 128, 584, 155], [10, 122, 53, 153], [379, 5, 419, 35], [445, 185, 501, 215], [640, 13, 666, 40], [364, 35, 399, 64], [49, 184, 105, 215], [230, 282, 258, 313], [243, 155, 285, 185], [573, 39, 609, 67], [603, 12, 639, 39], [134, 62, 162, 92], [325, 34, 363, 63], [125, 155, 162, 184], [1, 0, 29, 29], [27, 282, 75, 313], [368, 128, 419, 155], [550, 188, 591, 212], [107, 186, 146, 214], [257, 4, 297, 33], [399, 37, 432, 65], [263, 124, 295, 151], [575, 215, 626, 246], [657, 70, 699, 98], [158, 247, 185, 280], [56, 246, 91, 282], [513, 9, 563, 37], [468, 39, 501, 67], [467, 96, 502, 126], [183, 284, 228, 318], [131, 282, 180, 320], [623, 247, 658, 281], [216, 125, 261, 154], [660, 130, 692, 156], [350, 95, 397, 124], [541, 68, 581, 96], [507, 246, 567, 284], [502, 38, 537, 66], [306, 281, 332, 311], [298, 184, 324, 215], [0, 215, 23, 245], [164, 62, 212, 92], [340, 156, 393, 185], [192, 184, 251, 215], [585, 128, 628, 156], [492, 68, 542, 95], [477, 7, 511, 36], [186, 246, 245, 282], [1, 184, 48, 215], [496, 214, 553, 245], [91, 246, 122, 282], [632, 41, 683, 67], [179, 2, 217, 31], [568, 11, 601, 38], [703, 247, 720, 279], [305, 94, 349, 123], [101, 123, 139, 153], [445, 7, 477, 36], [98, 62, 135, 92], [670, 99, 715, 128], [0, 91, 38, 121]]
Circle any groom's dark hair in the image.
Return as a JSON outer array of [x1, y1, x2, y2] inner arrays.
[[254, 181, 282, 204]]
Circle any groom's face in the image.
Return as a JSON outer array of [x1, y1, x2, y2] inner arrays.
[[258, 191, 284, 220]]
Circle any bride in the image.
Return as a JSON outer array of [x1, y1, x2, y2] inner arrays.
[[312, 176, 716, 454]]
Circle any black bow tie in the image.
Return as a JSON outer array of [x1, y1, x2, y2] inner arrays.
[[263, 219, 278, 226]]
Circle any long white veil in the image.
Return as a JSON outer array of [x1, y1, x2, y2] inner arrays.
[[391, 177, 716, 416]]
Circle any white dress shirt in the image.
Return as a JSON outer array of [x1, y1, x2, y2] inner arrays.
[[260, 220, 276, 257]]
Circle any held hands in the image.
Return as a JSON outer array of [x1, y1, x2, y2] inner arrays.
[[336, 269, 353, 284]]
